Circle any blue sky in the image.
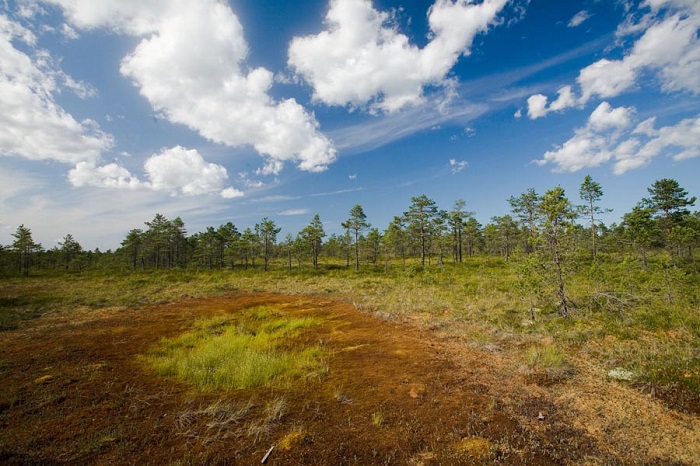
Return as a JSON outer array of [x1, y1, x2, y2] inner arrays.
[[1, 0, 699, 250]]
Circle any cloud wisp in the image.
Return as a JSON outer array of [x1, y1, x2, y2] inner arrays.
[[568, 10, 591, 28]]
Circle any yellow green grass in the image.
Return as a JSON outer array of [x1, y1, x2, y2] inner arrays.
[[144, 307, 325, 390]]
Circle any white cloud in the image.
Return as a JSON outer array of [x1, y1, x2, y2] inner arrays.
[[68, 161, 141, 189], [587, 101, 634, 130], [538, 102, 700, 173], [220, 187, 245, 199], [143, 146, 229, 196], [68, 146, 243, 198], [449, 158, 468, 174], [237, 172, 265, 189], [537, 102, 633, 171], [48, 0, 336, 174], [288, 0, 508, 113], [61, 23, 78, 39], [0, 15, 112, 164], [526, 94, 548, 119], [279, 208, 310, 216], [549, 85, 577, 112], [576, 58, 637, 103], [527, 3, 700, 119], [627, 114, 700, 163], [16, 1, 47, 19], [349, 174, 357, 180], [568, 10, 591, 28]]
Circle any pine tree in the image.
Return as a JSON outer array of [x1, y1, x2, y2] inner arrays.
[[539, 187, 576, 317], [300, 214, 325, 269], [342, 204, 370, 271], [12, 224, 42, 276], [449, 199, 471, 263], [509, 188, 540, 252], [58, 233, 83, 270], [255, 218, 281, 271], [644, 178, 696, 238], [404, 195, 439, 266], [579, 175, 609, 259]]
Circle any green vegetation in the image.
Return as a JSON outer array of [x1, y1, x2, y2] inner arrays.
[[143, 308, 325, 390], [2, 176, 699, 399], [370, 411, 384, 426]]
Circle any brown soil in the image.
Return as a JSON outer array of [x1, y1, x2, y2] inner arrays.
[[0, 293, 684, 465]]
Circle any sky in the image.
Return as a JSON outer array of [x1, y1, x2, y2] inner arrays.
[[1, 0, 699, 250]]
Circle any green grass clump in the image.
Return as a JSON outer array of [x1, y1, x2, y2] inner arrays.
[[525, 344, 567, 370], [144, 308, 324, 390], [370, 412, 384, 426]]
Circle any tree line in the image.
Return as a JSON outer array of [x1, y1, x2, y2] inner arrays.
[[2, 178, 698, 289]]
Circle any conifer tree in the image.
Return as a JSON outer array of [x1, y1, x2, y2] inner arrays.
[[579, 175, 608, 259], [644, 178, 696, 238], [539, 187, 576, 317], [342, 204, 370, 271], [404, 195, 439, 266], [12, 224, 42, 276]]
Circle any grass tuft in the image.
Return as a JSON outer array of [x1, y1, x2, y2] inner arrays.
[[144, 308, 324, 390], [525, 344, 566, 370]]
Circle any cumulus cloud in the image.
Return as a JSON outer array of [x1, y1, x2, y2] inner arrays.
[[69, 146, 243, 198], [288, 0, 508, 113], [538, 102, 700, 173], [526, 86, 579, 118], [526, 3, 700, 119], [526, 94, 548, 119], [143, 146, 229, 196], [68, 161, 141, 189], [587, 101, 634, 130], [537, 102, 633, 172], [0, 15, 112, 164], [626, 114, 700, 163], [48, 0, 336, 174], [568, 10, 591, 28]]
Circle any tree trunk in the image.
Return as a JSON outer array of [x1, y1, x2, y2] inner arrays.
[[590, 199, 596, 260], [354, 230, 360, 271], [551, 222, 568, 317]]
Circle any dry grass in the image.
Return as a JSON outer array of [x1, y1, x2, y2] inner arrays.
[[553, 356, 700, 465], [175, 399, 254, 443]]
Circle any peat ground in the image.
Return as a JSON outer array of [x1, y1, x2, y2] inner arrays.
[[0, 292, 698, 465]]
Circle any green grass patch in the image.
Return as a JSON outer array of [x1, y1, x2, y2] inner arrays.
[[524, 344, 567, 370], [143, 307, 325, 391]]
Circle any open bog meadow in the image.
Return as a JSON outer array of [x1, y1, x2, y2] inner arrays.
[[1, 260, 699, 465], [4, 0, 700, 463]]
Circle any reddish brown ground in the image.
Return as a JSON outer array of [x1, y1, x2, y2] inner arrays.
[[1, 293, 607, 465]]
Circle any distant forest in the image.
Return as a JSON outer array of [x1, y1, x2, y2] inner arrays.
[[2, 177, 698, 288]]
